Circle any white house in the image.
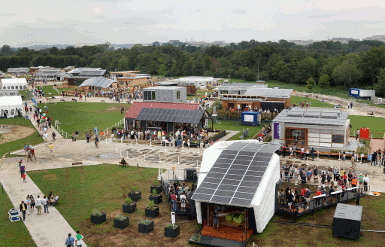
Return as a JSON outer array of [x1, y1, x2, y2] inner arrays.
[[191, 141, 280, 244], [0, 96, 23, 118]]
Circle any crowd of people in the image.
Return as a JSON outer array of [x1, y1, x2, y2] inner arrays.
[[166, 181, 196, 212], [19, 191, 59, 221]]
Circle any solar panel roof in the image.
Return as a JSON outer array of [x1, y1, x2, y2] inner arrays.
[[243, 88, 293, 98], [273, 107, 348, 126], [136, 108, 205, 124], [78, 77, 114, 88], [192, 142, 280, 207]]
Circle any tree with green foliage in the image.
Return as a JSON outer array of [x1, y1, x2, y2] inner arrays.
[[117, 57, 129, 71], [375, 68, 385, 97], [306, 77, 316, 89], [158, 64, 166, 76], [332, 57, 362, 88], [318, 74, 330, 89]]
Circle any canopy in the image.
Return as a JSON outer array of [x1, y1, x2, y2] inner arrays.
[[1, 78, 27, 90]]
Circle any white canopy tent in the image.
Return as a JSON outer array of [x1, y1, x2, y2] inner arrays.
[[192, 140, 280, 234], [0, 96, 23, 118], [1, 78, 27, 90]]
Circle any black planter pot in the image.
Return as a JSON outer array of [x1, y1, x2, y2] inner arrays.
[[145, 206, 159, 218], [164, 225, 180, 238], [128, 191, 141, 202], [149, 194, 162, 204], [150, 185, 163, 194], [114, 217, 129, 229], [91, 213, 106, 224], [122, 202, 136, 213], [138, 221, 154, 234]]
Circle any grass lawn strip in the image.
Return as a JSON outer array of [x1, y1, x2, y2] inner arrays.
[[291, 95, 335, 108], [0, 190, 37, 246], [0, 117, 44, 157], [348, 115, 385, 137], [37, 102, 130, 139], [28, 165, 200, 247], [209, 120, 266, 140]]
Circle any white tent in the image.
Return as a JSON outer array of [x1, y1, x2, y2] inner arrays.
[[1, 78, 27, 90], [192, 140, 280, 234], [0, 96, 23, 118]]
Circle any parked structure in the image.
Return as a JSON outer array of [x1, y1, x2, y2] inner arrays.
[[272, 107, 350, 149], [0, 96, 23, 118], [349, 88, 375, 100], [191, 141, 280, 245], [143, 86, 187, 103], [219, 88, 293, 112]]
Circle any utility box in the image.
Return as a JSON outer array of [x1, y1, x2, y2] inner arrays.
[[359, 128, 370, 140], [333, 203, 362, 240], [241, 111, 261, 126]]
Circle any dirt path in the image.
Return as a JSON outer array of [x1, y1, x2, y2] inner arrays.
[[0, 125, 36, 144], [294, 91, 385, 118]]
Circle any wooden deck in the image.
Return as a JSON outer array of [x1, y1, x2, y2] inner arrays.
[[202, 225, 253, 243]]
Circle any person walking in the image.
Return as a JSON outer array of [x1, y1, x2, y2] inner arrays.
[[22, 173, 26, 183], [49, 143, 54, 154], [35, 195, 43, 215], [311, 147, 316, 161], [19, 201, 27, 221], [20, 163, 26, 178], [43, 196, 49, 213], [30, 195, 35, 212], [25, 195, 31, 215], [363, 174, 369, 192], [65, 233, 75, 247], [75, 231, 84, 247]]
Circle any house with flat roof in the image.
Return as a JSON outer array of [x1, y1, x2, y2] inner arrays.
[[272, 107, 350, 150], [110, 71, 151, 87], [143, 86, 187, 103]]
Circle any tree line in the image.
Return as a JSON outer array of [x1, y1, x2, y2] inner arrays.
[[1, 39, 385, 96]]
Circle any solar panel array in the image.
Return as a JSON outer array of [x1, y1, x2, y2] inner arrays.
[[79, 70, 106, 76], [244, 88, 293, 98], [136, 108, 204, 124], [274, 107, 348, 126], [192, 142, 280, 207], [78, 77, 114, 88]]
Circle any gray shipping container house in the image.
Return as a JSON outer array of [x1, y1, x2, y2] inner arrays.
[[143, 86, 187, 103], [333, 203, 362, 240]]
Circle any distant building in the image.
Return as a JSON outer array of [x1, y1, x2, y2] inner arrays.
[[67, 68, 109, 85], [7, 67, 29, 74], [35, 69, 69, 81], [218, 83, 268, 96], [362, 35, 385, 42], [171, 76, 216, 89], [0, 71, 5, 78], [143, 86, 187, 103], [330, 38, 359, 44], [110, 71, 151, 87]]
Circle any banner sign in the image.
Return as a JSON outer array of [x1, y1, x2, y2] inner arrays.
[[273, 122, 280, 139]]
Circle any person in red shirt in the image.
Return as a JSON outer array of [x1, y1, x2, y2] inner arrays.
[[22, 173, 26, 183], [343, 174, 347, 185], [301, 187, 306, 202], [315, 186, 322, 206]]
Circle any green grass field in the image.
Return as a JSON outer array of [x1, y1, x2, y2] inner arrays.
[[37, 102, 130, 138], [28, 165, 200, 247], [0, 117, 44, 157], [291, 95, 335, 108], [210, 120, 268, 140], [348, 115, 385, 137], [0, 190, 37, 247]]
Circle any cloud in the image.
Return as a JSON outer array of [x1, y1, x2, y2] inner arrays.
[[231, 8, 248, 15], [121, 17, 158, 25], [1, 13, 17, 17], [307, 13, 339, 18]]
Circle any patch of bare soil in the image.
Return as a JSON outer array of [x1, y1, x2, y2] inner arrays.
[[0, 125, 35, 145]]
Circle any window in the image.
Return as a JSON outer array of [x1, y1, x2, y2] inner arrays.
[[15, 86, 18, 89], [221, 90, 228, 94], [11, 109, 14, 115], [144, 91, 151, 100], [11, 86, 14, 89], [151, 91, 156, 100], [332, 135, 344, 143], [176, 90, 180, 100]]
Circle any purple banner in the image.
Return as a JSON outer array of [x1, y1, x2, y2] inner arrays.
[[273, 122, 280, 139]]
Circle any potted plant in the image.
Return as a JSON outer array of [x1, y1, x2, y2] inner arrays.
[[138, 219, 154, 234], [114, 214, 129, 229], [150, 179, 163, 194], [164, 223, 180, 238], [149, 189, 162, 204], [122, 197, 136, 213], [128, 186, 141, 202], [145, 200, 159, 218], [91, 209, 106, 224]]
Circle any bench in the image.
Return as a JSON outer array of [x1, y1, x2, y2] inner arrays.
[[119, 161, 128, 167]]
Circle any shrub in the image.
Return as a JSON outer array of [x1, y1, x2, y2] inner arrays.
[[165, 223, 178, 229], [115, 214, 127, 221], [92, 209, 104, 216], [139, 219, 152, 225], [132, 186, 138, 192], [152, 189, 158, 196], [191, 234, 201, 242], [125, 197, 132, 204], [225, 213, 234, 221], [148, 200, 155, 209]]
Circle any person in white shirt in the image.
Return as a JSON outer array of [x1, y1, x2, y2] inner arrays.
[[43, 196, 49, 213], [363, 174, 369, 192], [75, 231, 84, 247], [35, 195, 43, 215], [179, 192, 188, 211]]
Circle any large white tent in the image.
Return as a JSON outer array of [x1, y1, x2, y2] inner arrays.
[[0, 96, 23, 118], [1, 78, 27, 90], [192, 140, 280, 234]]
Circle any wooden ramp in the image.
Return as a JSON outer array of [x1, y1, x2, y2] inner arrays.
[[202, 225, 253, 243], [370, 138, 384, 152]]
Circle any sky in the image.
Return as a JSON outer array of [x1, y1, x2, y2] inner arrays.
[[1, 0, 385, 47]]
